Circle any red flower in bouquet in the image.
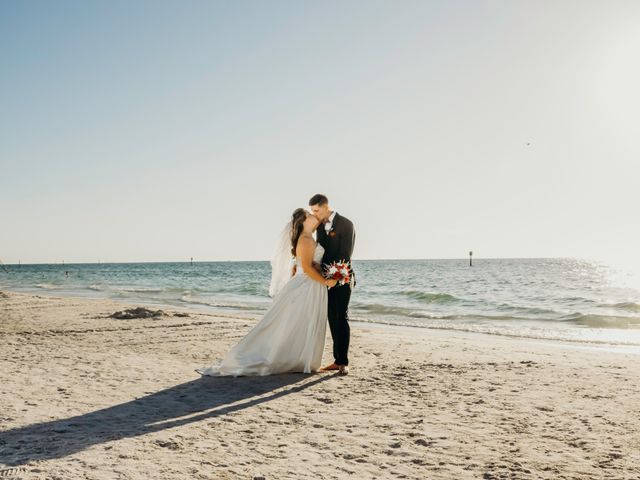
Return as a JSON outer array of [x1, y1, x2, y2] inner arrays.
[[323, 260, 352, 286]]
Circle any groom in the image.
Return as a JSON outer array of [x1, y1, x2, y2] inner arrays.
[[309, 194, 356, 376]]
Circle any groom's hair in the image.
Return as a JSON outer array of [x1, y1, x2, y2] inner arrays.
[[309, 194, 328, 206]]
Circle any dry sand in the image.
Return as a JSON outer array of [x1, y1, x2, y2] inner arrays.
[[1, 290, 639, 479]]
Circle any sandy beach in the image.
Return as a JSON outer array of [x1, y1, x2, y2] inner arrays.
[[1, 290, 639, 479]]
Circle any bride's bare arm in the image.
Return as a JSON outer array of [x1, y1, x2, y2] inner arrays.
[[298, 237, 336, 287]]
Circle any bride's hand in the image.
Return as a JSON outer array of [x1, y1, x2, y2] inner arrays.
[[325, 278, 338, 289]]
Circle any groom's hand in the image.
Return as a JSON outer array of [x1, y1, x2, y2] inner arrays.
[[326, 278, 338, 289]]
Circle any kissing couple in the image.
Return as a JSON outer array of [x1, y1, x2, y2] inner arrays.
[[197, 194, 356, 377]]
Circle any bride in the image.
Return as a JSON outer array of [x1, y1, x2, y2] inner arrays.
[[196, 208, 338, 376]]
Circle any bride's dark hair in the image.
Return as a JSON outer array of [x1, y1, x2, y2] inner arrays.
[[290, 208, 308, 256]]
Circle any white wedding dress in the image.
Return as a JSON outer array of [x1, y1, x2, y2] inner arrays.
[[196, 243, 327, 376]]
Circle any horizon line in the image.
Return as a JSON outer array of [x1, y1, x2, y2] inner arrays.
[[0, 256, 592, 266]]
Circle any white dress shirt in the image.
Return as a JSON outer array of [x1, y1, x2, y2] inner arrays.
[[324, 211, 337, 233]]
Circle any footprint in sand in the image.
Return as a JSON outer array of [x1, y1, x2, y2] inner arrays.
[[316, 397, 334, 404], [0, 467, 27, 479], [153, 439, 182, 450], [414, 438, 435, 447]]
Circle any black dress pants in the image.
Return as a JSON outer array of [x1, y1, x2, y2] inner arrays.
[[327, 283, 352, 365]]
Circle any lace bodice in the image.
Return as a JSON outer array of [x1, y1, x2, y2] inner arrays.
[[295, 243, 325, 272]]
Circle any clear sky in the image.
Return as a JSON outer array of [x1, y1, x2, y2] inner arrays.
[[1, 1, 639, 265]]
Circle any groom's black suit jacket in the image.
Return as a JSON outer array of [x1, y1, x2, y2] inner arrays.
[[316, 212, 356, 288]]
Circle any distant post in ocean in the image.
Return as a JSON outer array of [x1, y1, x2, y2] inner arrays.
[[190, 257, 193, 266], [469, 251, 473, 267]]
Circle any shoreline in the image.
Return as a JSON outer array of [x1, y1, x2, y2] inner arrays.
[[351, 318, 640, 356], [2, 287, 639, 355], [1, 290, 640, 479]]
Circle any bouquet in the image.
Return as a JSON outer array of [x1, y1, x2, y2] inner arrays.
[[323, 260, 352, 286]]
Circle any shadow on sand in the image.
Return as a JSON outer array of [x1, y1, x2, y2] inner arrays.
[[0, 373, 333, 466]]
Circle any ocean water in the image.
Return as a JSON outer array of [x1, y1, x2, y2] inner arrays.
[[1, 258, 640, 347]]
